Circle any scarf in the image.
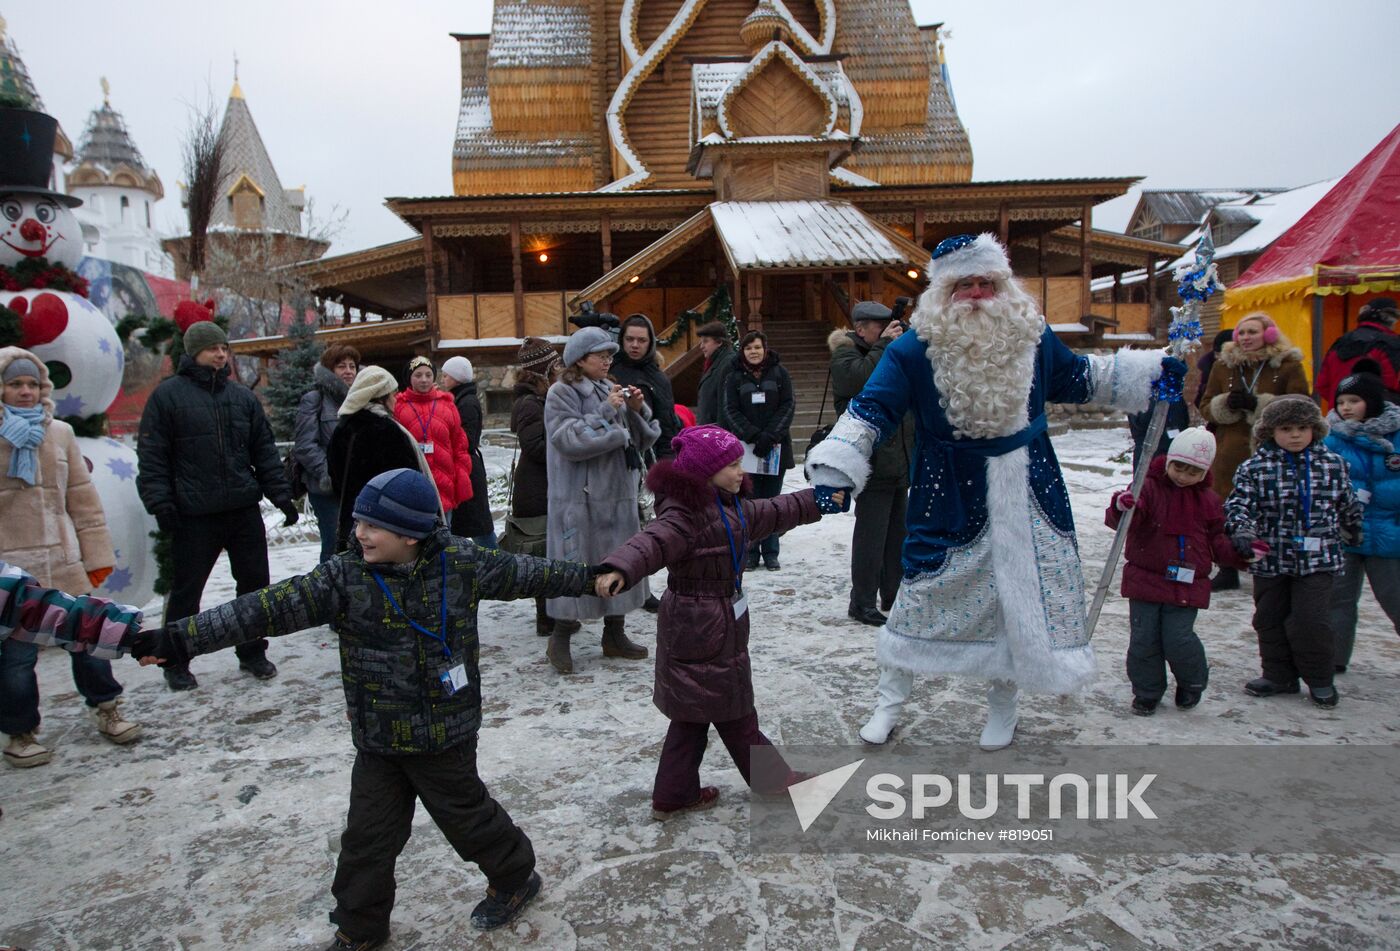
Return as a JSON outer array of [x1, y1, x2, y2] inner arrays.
[[1326, 403, 1400, 454], [0, 405, 47, 486]]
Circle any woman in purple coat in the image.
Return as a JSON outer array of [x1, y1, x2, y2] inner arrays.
[[596, 426, 844, 820]]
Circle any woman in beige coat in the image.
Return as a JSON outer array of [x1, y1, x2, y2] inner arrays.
[[0, 347, 139, 768], [1199, 313, 1310, 589]]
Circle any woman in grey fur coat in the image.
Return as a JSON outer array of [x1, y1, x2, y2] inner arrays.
[[544, 327, 660, 673]]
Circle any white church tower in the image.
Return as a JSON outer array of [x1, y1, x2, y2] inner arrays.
[[66, 79, 173, 277]]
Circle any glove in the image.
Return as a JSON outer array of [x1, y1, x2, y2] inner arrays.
[[1342, 526, 1364, 547], [1225, 391, 1258, 412], [317, 474, 334, 495], [752, 434, 776, 457], [1113, 490, 1136, 512], [123, 623, 190, 668], [278, 501, 300, 527], [154, 509, 178, 535], [1231, 535, 1258, 561], [87, 566, 113, 588], [1251, 540, 1271, 559], [1159, 356, 1188, 384], [814, 485, 851, 514]]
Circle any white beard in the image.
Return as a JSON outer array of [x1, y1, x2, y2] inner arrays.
[[911, 284, 1045, 439]]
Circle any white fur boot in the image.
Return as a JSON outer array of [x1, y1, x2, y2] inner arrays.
[[859, 667, 914, 744], [979, 679, 1019, 751]]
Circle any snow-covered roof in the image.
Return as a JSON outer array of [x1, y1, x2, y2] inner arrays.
[[710, 200, 907, 270], [488, 1, 592, 69]]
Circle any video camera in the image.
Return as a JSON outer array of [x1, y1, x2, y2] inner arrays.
[[890, 296, 913, 332], [571, 300, 622, 339]]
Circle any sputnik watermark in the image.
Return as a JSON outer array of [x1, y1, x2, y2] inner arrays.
[[753, 745, 1400, 855]]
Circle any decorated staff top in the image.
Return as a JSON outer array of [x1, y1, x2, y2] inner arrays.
[[1153, 227, 1225, 403]]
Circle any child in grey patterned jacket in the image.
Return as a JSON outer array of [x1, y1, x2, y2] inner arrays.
[[1225, 395, 1362, 707]]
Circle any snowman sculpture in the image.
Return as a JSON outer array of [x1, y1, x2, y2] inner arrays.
[[0, 106, 156, 608]]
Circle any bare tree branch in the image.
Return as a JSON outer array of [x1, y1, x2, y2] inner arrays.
[[180, 92, 228, 281]]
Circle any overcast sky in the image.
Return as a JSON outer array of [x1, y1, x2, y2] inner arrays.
[[10, 1, 1399, 256]]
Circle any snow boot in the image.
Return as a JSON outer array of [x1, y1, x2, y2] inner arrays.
[[643, 594, 661, 613], [93, 700, 142, 744], [1174, 685, 1203, 709], [323, 929, 386, 951], [238, 655, 278, 680], [534, 598, 551, 636], [601, 615, 647, 660], [1210, 567, 1240, 591], [859, 667, 914, 744], [979, 680, 1019, 751], [3, 733, 52, 768], [1309, 684, 1340, 708], [546, 620, 579, 674], [1244, 677, 1300, 697], [163, 665, 198, 691], [470, 871, 542, 931], [651, 786, 720, 821], [1131, 697, 1158, 717], [746, 550, 761, 570]]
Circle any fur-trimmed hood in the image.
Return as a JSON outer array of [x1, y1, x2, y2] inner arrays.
[[828, 328, 862, 353], [313, 362, 350, 405], [1326, 401, 1400, 454], [646, 457, 752, 513], [0, 346, 54, 422], [1218, 338, 1304, 369]]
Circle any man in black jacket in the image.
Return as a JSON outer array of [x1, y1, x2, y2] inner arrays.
[[695, 320, 736, 425], [136, 319, 297, 690], [829, 301, 915, 626], [612, 314, 681, 460]]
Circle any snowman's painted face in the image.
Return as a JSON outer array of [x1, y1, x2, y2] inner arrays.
[[0, 193, 83, 269]]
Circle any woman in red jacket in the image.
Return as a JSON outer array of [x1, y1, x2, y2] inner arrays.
[[393, 356, 474, 511], [1105, 428, 1246, 717]]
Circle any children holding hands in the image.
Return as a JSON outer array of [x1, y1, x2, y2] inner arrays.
[[1106, 428, 1245, 715], [1224, 395, 1362, 707]]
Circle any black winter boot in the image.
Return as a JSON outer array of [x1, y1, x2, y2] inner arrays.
[[601, 615, 648, 659], [1210, 567, 1240, 591], [535, 598, 551, 636], [547, 620, 579, 674]]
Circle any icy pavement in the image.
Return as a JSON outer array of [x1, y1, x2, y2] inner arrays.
[[3, 427, 1398, 950]]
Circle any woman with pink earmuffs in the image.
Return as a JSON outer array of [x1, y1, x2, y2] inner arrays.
[[1199, 312, 1310, 589]]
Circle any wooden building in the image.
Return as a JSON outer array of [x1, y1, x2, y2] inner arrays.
[[239, 0, 1180, 392]]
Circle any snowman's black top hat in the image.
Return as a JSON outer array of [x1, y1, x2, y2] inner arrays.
[[0, 107, 82, 207]]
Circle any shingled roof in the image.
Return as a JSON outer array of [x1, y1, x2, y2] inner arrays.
[[71, 96, 163, 196], [207, 82, 305, 233]]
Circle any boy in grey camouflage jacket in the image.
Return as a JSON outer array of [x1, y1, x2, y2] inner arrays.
[[1225, 396, 1362, 707], [128, 469, 603, 950]]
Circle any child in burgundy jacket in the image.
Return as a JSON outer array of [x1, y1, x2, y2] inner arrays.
[[595, 426, 845, 821], [1105, 428, 1245, 716]]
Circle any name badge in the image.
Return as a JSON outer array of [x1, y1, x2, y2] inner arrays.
[[1166, 565, 1195, 584], [732, 591, 749, 619], [1357, 488, 1372, 505], [750, 392, 767, 404], [420, 441, 434, 454], [1293, 536, 1322, 552], [440, 663, 469, 696]]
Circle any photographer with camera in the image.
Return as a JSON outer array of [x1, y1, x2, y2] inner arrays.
[[827, 300, 915, 625]]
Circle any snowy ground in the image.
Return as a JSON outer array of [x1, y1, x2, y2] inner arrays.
[[3, 427, 1398, 950]]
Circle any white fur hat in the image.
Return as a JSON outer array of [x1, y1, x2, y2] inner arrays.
[[925, 233, 1014, 299], [441, 356, 473, 383], [1166, 427, 1216, 470]]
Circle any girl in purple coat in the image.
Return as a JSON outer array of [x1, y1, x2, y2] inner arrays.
[[1105, 428, 1246, 716], [596, 426, 845, 820]]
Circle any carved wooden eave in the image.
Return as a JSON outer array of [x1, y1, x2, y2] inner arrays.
[[715, 41, 838, 139], [288, 237, 425, 287], [230, 317, 430, 358], [1013, 226, 1183, 269], [385, 189, 713, 233], [688, 134, 855, 178], [569, 207, 715, 307]]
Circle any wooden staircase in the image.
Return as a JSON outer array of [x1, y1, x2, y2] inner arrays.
[[758, 319, 840, 461]]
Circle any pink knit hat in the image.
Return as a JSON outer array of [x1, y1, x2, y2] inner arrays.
[[671, 425, 743, 479], [1166, 427, 1216, 469]]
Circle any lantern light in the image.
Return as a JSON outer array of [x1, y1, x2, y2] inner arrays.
[[538, 252, 549, 264], [907, 269, 920, 279], [628, 275, 640, 283]]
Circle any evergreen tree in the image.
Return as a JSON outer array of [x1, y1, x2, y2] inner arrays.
[[264, 314, 322, 440]]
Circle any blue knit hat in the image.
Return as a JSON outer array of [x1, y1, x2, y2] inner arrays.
[[352, 468, 439, 539]]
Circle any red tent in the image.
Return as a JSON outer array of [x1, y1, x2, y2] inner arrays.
[[1223, 123, 1400, 377]]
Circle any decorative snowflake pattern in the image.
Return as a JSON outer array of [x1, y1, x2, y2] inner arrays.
[[55, 394, 85, 416], [105, 456, 136, 481]]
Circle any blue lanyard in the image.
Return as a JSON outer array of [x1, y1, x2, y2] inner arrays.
[[408, 398, 438, 441], [1177, 535, 1187, 566], [716, 492, 748, 594], [1289, 448, 1312, 533], [370, 551, 451, 659]]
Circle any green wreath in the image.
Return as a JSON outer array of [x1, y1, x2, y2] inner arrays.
[[654, 284, 739, 347]]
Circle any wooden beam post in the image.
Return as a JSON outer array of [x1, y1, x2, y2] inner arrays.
[[913, 207, 925, 247], [600, 212, 612, 274], [998, 201, 1010, 245], [423, 221, 439, 340], [746, 272, 763, 330], [869, 268, 884, 300], [510, 218, 525, 337], [1146, 254, 1157, 335], [1112, 269, 1121, 325], [1079, 202, 1093, 317], [1037, 228, 1047, 312]]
